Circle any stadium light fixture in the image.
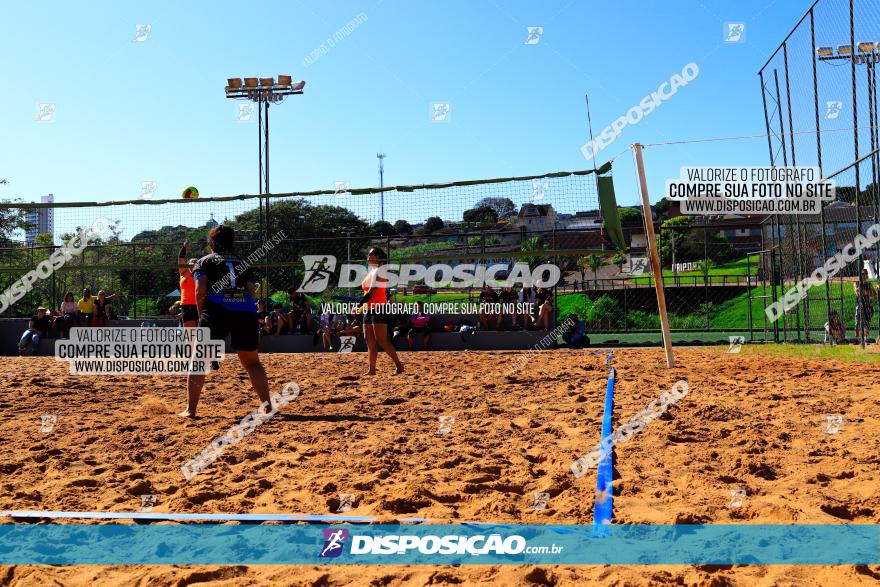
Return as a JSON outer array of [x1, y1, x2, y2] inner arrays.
[[857, 41, 875, 53], [223, 71, 305, 211], [838, 44, 853, 55], [816, 46, 833, 57]]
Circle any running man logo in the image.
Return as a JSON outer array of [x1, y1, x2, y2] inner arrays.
[[531, 180, 548, 201], [826, 101, 842, 120], [36, 102, 56, 123], [39, 414, 56, 433], [825, 414, 844, 435], [336, 493, 356, 513], [431, 102, 451, 122], [728, 488, 747, 508], [532, 492, 550, 510], [236, 103, 255, 122], [338, 336, 355, 353], [334, 180, 351, 197], [437, 415, 455, 435], [299, 255, 337, 293], [728, 336, 745, 354], [140, 181, 158, 200], [320, 528, 349, 558], [524, 26, 543, 45], [139, 494, 157, 512], [724, 22, 745, 43], [629, 257, 648, 276], [133, 23, 151, 42]]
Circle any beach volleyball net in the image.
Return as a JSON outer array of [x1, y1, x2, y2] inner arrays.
[[0, 168, 616, 319]]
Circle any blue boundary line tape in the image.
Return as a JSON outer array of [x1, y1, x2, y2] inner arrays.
[[593, 366, 615, 535], [604, 350, 613, 364]]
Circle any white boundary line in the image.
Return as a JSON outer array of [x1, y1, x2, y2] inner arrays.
[[0, 510, 428, 523]]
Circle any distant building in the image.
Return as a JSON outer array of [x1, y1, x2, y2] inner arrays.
[[25, 194, 54, 245], [558, 209, 603, 230], [205, 213, 219, 229], [515, 203, 556, 232]]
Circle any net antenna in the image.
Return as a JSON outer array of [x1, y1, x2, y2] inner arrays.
[[585, 94, 604, 246], [585, 94, 599, 177]]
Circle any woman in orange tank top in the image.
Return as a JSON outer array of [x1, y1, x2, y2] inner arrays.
[[360, 247, 403, 375], [178, 242, 199, 327]]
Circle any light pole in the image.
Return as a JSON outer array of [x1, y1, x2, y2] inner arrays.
[[377, 152, 386, 221], [225, 76, 305, 229], [817, 41, 878, 349], [225, 75, 304, 303]]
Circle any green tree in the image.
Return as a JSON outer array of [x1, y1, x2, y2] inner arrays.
[[370, 220, 395, 236], [393, 219, 413, 235], [697, 259, 715, 278], [611, 252, 627, 273], [0, 199, 30, 246], [462, 205, 498, 225], [231, 199, 368, 240], [591, 295, 621, 328], [34, 233, 54, 247], [586, 253, 607, 289], [617, 207, 643, 228], [654, 197, 672, 221], [422, 216, 445, 233], [474, 197, 516, 220], [520, 236, 550, 270]]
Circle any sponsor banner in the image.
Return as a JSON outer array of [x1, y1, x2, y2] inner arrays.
[[298, 258, 560, 292], [0, 524, 877, 564]]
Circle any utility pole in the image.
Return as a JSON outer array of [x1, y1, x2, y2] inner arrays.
[[377, 152, 386, 221]]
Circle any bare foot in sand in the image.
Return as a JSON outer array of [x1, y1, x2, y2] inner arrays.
[[394, 363, 404, 375], [178, 410, 196, 418], [363, 370, 376, 376]]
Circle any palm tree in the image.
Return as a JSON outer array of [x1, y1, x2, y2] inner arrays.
[[611, 252, 627, 274], [519, 236, 549, 271], [587, 253, 607, 290]]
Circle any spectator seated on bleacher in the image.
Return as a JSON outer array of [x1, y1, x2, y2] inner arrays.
[[317, 307, 348, 351], [286, 289, 313, 334], [268, 303, 288, 335], [407, 301, 431, 350], [77, 288, 96, 327], [19, 307, 52, 356], [478, 284, 500, 331], [54, 291, 78, 338], [535, 287, 553, 330]]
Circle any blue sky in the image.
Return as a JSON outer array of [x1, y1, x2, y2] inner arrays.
[[1, 0, 811, 217]]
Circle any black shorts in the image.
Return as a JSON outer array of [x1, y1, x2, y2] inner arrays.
[[362, 307, 390, 325], [180, 304, 199, 323], [409, 326, 429, 336], [199, 303, 259, 352]]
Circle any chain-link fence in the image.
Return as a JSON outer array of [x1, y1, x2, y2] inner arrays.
[[759, 0, 880, 345]]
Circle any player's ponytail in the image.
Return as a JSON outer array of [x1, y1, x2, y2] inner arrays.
[[208, 225, 235, 254]]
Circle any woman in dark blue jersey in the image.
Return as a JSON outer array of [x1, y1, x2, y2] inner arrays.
[[179, 225, 270, 418]]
